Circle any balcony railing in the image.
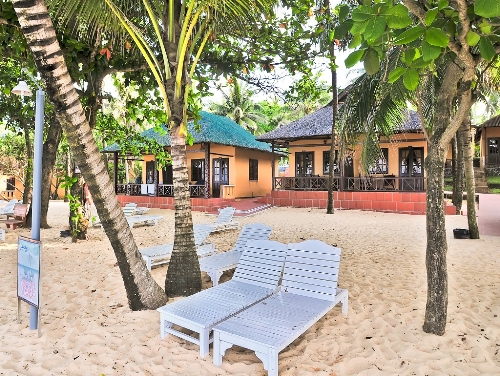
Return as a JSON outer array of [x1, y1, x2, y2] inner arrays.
[[116, 183, 206, 197], [274, 176, 426, 192]]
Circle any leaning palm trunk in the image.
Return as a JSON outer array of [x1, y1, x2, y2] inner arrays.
[[12, 0, 167, 311], [459, 118, 479, 239]]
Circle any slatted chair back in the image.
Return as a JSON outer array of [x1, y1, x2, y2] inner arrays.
[[232, 239, 287, 289], [215, 207, 236, 224], [233, 223, 272, 251], [123, 203, 137, 217], [193, 224, 213, 246], [282, 240, 341, 301], [10, 203, 29, 223]]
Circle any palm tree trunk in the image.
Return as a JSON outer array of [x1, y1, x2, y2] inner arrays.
[[165, 124, 201, 296], [459, 118, 479, 238], [12, 0, 167, 311], [451, 135, 463, 214]]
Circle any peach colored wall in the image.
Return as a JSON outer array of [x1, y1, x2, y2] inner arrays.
[[380, 133, 427, 177], [287, 134, 429, 178], [287, 139, 332, 177], [234, 147, 274, 198], [140, 144, 275, 198]]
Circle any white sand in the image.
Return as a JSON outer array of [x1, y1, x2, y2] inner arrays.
[[0, 201, 499, 375]]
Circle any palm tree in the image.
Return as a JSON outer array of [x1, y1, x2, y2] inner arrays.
[[210, 78, 268, 135], [26, 0, 277, 297], [11, 0, 168, 311]]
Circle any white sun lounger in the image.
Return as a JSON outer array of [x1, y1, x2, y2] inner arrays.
[[157, 239, 287, 358], [207, 207, 239, 232], [126, 215, 162, 228], [0, 199, 18, 216], [140, 224, 214, 270], [213, 240, 348, 376], [199, 223, 272, 286], [125, 202, 149, 215]]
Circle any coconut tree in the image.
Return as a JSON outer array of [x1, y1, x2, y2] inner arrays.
[[210, 78, 268, 134], [28, 0, 277, 297], [11, 0, 168, 311]]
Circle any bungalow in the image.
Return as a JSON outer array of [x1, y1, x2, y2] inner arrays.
[[255, 106, 457, 215], [102, 111, 281, 212], [476, 114, 500, 173]]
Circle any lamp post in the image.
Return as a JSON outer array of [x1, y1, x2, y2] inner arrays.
[[12, 68, 45, 331]]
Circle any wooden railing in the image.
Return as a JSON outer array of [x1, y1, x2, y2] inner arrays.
[[116, 183, 206, 197], [274, 176, 426, 192]]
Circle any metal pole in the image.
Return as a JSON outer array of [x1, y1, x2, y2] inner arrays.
[[30, 88, 45, 330]]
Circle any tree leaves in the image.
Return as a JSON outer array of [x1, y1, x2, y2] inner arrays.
[[479, 36, 496, 61], [402, 69, 419, 90], [385, 4, 412, 29], [466, 31, 480, 46], [424, 27, 449, 48], [364, 17, 386, 43], [475, 0, 500, 18], [345, 49, 365, 68], [393, 26, 425, 45]]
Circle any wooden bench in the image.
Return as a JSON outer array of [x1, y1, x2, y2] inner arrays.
[[0, 203, 29, 230]]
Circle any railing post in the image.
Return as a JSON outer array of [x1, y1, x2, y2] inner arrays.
[[271, 141, 275, 190]]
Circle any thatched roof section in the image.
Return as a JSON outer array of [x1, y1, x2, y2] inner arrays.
[[257, 106, 423, 144], [256, 106, 334, 142], [478, 114, 500, 128], [102, 111, 276, 154]]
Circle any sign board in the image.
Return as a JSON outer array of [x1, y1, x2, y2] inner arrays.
[[17, 236, 41, 308]]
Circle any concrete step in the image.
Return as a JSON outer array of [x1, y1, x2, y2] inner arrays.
[[234, 204, 272, 217]]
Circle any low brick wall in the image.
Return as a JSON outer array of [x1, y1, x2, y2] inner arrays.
[[117, 195, 235, 213], [257, 190, 456, 215]]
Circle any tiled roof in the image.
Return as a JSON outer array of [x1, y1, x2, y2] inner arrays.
[[478, 114, 500, 128], [102, 111, 276, 154]]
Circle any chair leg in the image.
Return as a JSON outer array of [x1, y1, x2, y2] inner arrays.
[[199, 328, 210, 358], [213, 330, 223, 366], [160, 317, 172, 339], [267, 348, 278, 376]]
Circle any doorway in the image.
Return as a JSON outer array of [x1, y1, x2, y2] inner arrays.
[[212, 158, 229, 198], [399, 147, 424, 190]]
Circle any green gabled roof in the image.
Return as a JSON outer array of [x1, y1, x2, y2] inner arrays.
[[102, 111, 276, 154]]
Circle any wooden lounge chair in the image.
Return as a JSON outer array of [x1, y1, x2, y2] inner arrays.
[[213, 240, 348, 376], [207, 207, 239, 232], [199, 223, 272, 286], [140, 224, 215, 271], [157, 239, 287, 358]]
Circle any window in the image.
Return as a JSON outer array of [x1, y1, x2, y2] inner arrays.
[[191, 159, 205, 182], [249, 159, 258, 181], [323, 150, 340, 174], [296, 152, 314, 176], [369, 148, 389, 174], [6, 177, 15, 190]]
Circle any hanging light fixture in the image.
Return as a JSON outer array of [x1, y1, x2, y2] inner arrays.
[[12, 80, 33, 98]]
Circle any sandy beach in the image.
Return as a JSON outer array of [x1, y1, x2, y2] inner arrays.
[[0, 201, 499, 376]]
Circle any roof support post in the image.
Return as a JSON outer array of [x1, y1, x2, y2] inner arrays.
[[271, 141, 275, 190], [154, 157, 158, 197], [113, 152, 118, 194], [204, 143, 210, 198]]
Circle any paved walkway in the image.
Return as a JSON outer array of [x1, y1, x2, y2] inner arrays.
[[477, 194, 500, 236]]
